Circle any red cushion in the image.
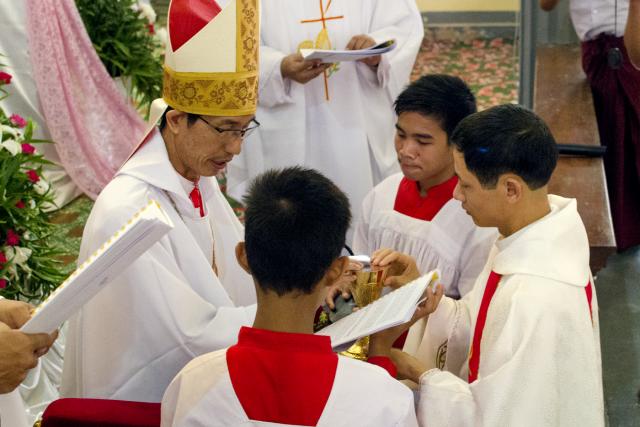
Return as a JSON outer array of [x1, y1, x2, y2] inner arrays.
[[42, 398, 160, 427]]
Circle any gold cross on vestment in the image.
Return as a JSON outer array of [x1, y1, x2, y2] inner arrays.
[[300, 0, 343, 100], [300, 0, 343, 29]]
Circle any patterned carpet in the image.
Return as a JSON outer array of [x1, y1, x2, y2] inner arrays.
[[48, 31, 519, 272]]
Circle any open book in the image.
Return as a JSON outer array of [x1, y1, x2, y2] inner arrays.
[[21, 200, 173, 334], [316, 270, 440, 350], [300, 39, 396, 63]]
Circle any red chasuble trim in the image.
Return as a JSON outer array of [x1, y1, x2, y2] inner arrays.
[[468, 271, 502, 383], [169, 0, 222, 51], [393, 175, 458, 221], [585, 281, 593, 322], [468, 276, 596, 383], [227, 327, 338, 426]]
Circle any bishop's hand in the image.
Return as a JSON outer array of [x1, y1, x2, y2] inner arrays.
[[0, 299, 33, 329], [281, 53, 332, 84]]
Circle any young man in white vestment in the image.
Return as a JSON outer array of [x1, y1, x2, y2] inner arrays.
[[226, 0, 424, 233], [161, 167, 444, 427], [371, 105, 605, 426], [62, 0, 261, 402], [352, 74, 497, 300]]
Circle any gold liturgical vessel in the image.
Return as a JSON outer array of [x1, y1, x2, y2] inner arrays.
[[340, 266, 388, 361]]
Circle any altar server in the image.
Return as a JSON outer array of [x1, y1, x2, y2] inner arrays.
[[353, 74, 497, 299], [62, 0, 260, 402], [162, 167, 443, 426]]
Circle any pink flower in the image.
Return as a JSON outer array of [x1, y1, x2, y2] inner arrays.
[[0, 71, 12, 85], [147, 23, 155, 34], [21, 143, 35, 154], [0, 252, 6, 265], [0, 279, 6, 289], [6, 229, 20, 246], [15, 200, 25, 209], [26, 169, 39, 183], [9, 114, 27, 128]]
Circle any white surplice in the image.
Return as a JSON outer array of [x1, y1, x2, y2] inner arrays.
[[161, 328, 418, 427], [413, 195, 604, 426], [61, 129, 257, 403], [227, 0, 424, 228], [353, 173, 497, 299]]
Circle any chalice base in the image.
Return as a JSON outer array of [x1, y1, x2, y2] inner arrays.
[[340, 336, 369, 361]]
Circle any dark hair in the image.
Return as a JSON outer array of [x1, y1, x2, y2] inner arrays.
[[394, 74, 477, 137], [243, 167, 351, 296], [158, 106, 199, 131], [450, 104, 558, 190]]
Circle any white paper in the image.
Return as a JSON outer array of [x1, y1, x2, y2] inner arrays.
[[316, 270, 440, 349], [21, 200, 174, 334], [300, 39, 396, 63]]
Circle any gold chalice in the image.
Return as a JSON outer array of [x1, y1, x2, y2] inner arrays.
[[340, 266, 387, 360]]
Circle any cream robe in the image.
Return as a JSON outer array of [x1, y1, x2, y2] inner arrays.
[[227, 0, 424, 230], [353, 173, 497, 299], [413, 195, 604, 426], [161, 350, 418, 427], [61, 130, 257, 402]]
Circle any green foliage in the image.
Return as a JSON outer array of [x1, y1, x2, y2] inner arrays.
[[76, 0, 163, 116], [0, 74, 69, 301]]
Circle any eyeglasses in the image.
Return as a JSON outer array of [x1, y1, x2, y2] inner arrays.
[[197, 116, 260, 140]]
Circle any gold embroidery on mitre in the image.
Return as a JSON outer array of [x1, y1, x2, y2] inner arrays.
[[238, 0, 259, 72], [163, 67, 258, 116], [162, 0, 259, 116]]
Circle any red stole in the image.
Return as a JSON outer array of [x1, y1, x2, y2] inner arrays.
[[188, 180, 205, 217], [468, 274, 595, 383], [393, 175, 458, 221]]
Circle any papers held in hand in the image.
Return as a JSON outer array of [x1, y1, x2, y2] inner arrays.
[[300, 39, 396, 63], [21, 200, 174, 334], [316, 270, 440, 351]]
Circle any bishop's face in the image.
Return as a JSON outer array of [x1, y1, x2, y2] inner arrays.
[[394, 112, 454, 186], [170, 111, 256, 179]]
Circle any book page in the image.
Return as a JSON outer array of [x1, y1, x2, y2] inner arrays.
[[300, 39, 396, 63], [316, 270, 440, 349], [21, 200, 173, 334]]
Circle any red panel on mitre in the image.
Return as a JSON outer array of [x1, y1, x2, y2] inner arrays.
[[169, 0, 222, 51]]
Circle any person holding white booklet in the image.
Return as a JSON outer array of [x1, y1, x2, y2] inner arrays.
[[62, 0, 260, 402], [227, 0, 424, 237], [161, 167, 444, 427], [371, 105, 605, 427]]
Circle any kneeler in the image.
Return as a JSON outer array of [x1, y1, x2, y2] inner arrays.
[[41, 398, 160, 427]]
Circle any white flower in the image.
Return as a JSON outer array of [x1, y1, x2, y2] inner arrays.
[[155, 27, 168, 49], [138, 2, 156, 23], [1, 138, 21, 156], [29, 199, 36, 209], [0, 123, 20, 141], [34, 178, 50, 195], [5, 246, 32, 271]]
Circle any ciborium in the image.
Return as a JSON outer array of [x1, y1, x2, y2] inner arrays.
[[340, 265, 387, 360]]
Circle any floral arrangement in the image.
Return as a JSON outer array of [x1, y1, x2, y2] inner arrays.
[[0, 65, 68, 301], [75, 0, 165, 116]]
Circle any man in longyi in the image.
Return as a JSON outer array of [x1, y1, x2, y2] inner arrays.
[[62, 0, 261, 402]]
